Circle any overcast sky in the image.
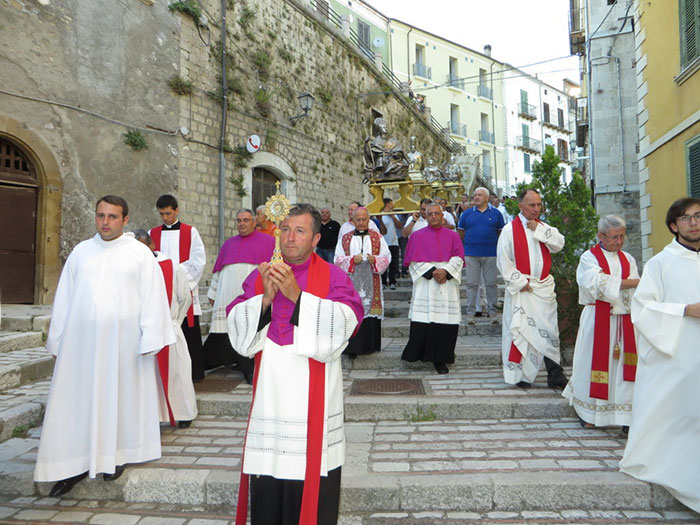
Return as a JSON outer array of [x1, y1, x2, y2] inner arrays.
[[365, 0, 581, 90]]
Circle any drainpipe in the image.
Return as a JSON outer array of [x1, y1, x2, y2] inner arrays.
[[218, 0, 228, 247], [406, 26, 413, 81], [489, 60, 498, 192], [584, 0, 595, 195]]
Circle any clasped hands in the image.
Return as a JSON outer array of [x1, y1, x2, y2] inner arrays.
[[259, 262, 301, 309], [353, 254, 376, 264], [433, 268, 448, 284]]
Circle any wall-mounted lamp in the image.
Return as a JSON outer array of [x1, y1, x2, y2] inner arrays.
[[289, 92, 315, 124]]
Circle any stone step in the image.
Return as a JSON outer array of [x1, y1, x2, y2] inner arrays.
[[0, 348, 54, 393], [0, 333, 44, 355], [2, 416, 695, 519], [382, 318, 502, 337], [1, 305, 52, 335], [0, 379, 49, 444], [383, 301, 503, 318]]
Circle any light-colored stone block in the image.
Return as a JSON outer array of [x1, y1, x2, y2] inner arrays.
[[89, 513, 140, 525], [123, 468, 210, 505]]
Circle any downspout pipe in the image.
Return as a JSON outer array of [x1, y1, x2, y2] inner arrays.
[[490, 60, 498, 191], [406, 26, 413, 83], [218, 0, 228, 247]]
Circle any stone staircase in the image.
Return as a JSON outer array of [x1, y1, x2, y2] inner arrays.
[[0, 279, 698, 523]]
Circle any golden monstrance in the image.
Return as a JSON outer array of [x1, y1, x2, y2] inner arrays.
[[264, 181, 292, 265]]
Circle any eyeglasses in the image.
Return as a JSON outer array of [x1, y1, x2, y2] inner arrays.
[[678, 212, 700, 223], [601, 233, 625, 241]]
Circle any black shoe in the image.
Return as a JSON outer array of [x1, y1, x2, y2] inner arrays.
[[243, 370, 254, 385], [622, 425, 629, 435], [578, 416, 595, 429], [474, 312, 483, 317], [49, 472, 88, 497], [516, 381, 531, 389], [103, 465, 125, 481], [178, 420, 192, 429], [434, 363, 449, 374], [548, 376, 568, 390], [483, 312, 491, 318]]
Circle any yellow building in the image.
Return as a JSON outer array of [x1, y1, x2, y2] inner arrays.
[[636, 0, 700, 261]]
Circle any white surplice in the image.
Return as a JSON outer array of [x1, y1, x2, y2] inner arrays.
[[496, 215, 565, 384], [35, 234, 175, 482], [207, 262, 257, 333], [562, 248, 639, 426], [408, 258, 464, 325], [228, 292, 359, 480], [151, 223, 206, 315], [155, 252, 198, 423], [619, 240, 700, 512], [334, 233, 391, 319]]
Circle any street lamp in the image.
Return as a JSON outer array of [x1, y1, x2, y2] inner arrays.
[[289, 92, 315, 124]]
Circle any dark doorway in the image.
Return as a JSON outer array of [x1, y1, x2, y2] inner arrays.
[[252, 167, 280, 210], [0, 137, 38, 303]]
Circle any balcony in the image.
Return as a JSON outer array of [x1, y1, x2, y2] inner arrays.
[[447, 121, 467, 137], [516, 135, 542, 154], [478, 83, 492, 99], [446, 74, 466, 90], [413, 62, 432, 80], [518, 102, 537, 120], [479, 129, 494, 144], [542, 114, 572, 134], [569, 8, 585, 55]]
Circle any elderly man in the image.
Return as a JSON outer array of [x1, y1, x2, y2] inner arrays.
[[402, 203, 465, 374], [203, 209, 274, 384], [316, 207, 340, 263], [134, 229, 198, 429], [619, 197, 700, 513], [338, 200, 379, 239], [402, 197, 432, 238], [255, 205, 277, 237], [458, 186, 505, 319], [227, 204, 363, 525], [335, 206, 391, 358], [496, 188, 567, 389], [562, 216, 639, 429], [35, 196, 174, 496]]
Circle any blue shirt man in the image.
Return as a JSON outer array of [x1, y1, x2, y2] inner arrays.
[[457, 188, 505, 317]]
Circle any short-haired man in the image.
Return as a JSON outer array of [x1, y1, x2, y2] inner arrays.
[[227, 204, 363, 524], [150, 195, 206, 381], [380, 198, 403, 289], [134, 229, 198, 428], [34, 196, 175, 496], [458, 187, 505, 319], [255, 204, 277, 237], [496, 189, 567, 389], [316, 207, 340, 263], [402, 203, 465, 374], [402, 197, 432, 238], [337, 200, 379, 239], [620, 197, 700, 513], [562, 215, 639, 430], [203, 209, 274, 383]]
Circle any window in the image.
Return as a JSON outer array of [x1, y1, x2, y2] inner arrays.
[[450, 104, 460, 134], [558, 108, 565, 128], [688, 134, 700, 197], [680, 0, 700, 69], [252, 168, 280, 210], [543, 102, 551, 123], [557, 139, 569, 160], [524, 153, 531, 173], [358, 20, 370, 50]]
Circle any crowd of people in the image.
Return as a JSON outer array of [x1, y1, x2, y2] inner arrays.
[[33, 190, 700, 521]]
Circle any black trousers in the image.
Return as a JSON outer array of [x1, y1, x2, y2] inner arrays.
[[398, 237, 408, 276], [181, 315, 204, 381], [544, 356, 567, 384], [381, 245, 400, 286], [250, 467, 342, 525], [202, 333, 254, 379]]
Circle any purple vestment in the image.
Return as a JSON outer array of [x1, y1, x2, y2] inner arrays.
[[403, 225, 465, 266], [212, 230, 275, 273]]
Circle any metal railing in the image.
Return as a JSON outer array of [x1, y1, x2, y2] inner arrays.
[[447, 121, 467, 137], [516, 135, 542, 153], [518, 102, 537, 119], [413, 62, 432, 79], [477, 83, 492, 99], [479, 129, 494, 143], [542, 113, 572, 132], [446, 74, 466, 90]]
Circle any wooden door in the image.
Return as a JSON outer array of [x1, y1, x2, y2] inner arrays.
[[0, 138, 38, 304]]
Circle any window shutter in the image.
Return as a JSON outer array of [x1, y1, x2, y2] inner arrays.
[[524, 153, 531, 173], [680, 0, 700, 68], [689, 139, 700, 197]]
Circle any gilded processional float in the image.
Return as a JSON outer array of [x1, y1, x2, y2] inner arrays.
[[362, 117, 480, 215]]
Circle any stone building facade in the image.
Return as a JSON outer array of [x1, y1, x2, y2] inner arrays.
[[0, 0, 453, 303]]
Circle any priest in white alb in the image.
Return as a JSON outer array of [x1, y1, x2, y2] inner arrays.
[[620, 197, 700, 513], [496, 188, 568, 389], [227, 204, 363, 525], [34, 196, 175, 497], [334, 206, 391, 358], [401, 202, 464, 374], [134, 229, 198, 429], [562, 215, 639, 429]]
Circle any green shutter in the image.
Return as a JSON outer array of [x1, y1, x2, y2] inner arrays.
[[680, 0, 700, 68], [689, 138, 700, 197]]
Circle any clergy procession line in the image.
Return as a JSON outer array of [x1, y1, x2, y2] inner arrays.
[[5, 191, 699, 523]]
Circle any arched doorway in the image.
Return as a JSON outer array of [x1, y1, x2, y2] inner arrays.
[[252, 167, 280, 210], [0, 137, 38, 303]]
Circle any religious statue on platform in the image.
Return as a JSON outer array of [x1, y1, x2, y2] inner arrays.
[[363, 117, 410, 183], [422, 157, 443, 183], [442, 154, 463, 182], [407, 136, 424, 174]]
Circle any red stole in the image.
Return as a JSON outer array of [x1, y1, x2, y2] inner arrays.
[[236, 253, 331, 525], [341, 230, 383, 314], [152, 223, 195, 327], [589, 244, 637, 400], [508, 218, 553, 364], [156, 259, 176, 427]]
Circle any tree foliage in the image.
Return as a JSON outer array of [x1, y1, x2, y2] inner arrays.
[[505, 146, 598, 342]]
